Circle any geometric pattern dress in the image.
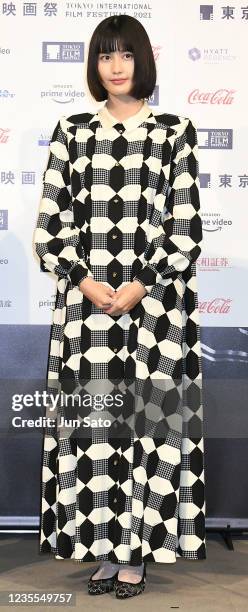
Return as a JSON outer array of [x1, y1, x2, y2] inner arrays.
[[33, 99, 206, 565]]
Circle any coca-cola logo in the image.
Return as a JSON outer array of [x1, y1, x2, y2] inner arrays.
[[152, 45, 162, 61], [199, 298, 231, 313], [0, 128, 10, 143], [188, 89, 235, 104]]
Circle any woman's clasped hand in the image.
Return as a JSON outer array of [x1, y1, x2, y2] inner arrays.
[[79, 277, 147, 316]]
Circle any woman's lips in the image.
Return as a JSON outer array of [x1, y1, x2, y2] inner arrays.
[[110, 79, 127, 84]]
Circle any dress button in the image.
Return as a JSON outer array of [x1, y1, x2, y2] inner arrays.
[[119, 129, 123, 134], [112, 271, 117, 277], [113, 459, 118, 465], [114, 198, 119, 203], [113, 498, 117, 504], [112, 234, 117, 239], [113, 348, 118, 353], [115, 161, 120, 166]]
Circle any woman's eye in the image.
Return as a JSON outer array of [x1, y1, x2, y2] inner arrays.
[[99, 52, 133, 60]]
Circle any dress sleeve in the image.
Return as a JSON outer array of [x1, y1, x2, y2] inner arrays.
[[133, 117, 203, 295], [33, 115, 94, 287]]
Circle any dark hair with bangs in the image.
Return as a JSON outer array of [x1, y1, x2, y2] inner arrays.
[[86, 15, 156, 101]]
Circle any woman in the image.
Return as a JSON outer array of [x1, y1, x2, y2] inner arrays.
[[33, 14, 206, 599]]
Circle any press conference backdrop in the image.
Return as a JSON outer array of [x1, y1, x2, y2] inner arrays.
[[0, 1, 248, 530]]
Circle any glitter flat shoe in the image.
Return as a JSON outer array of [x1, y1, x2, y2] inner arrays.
[[114, 564, 146, 599], [87, 566, 119, 595]]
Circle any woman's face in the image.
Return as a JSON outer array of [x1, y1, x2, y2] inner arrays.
[[97, 48, 135, 97]]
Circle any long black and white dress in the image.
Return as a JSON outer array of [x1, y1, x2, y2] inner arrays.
[[34, 100, 206, 565]]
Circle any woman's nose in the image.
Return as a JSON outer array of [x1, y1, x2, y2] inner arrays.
[[112, 57, 122, 72]]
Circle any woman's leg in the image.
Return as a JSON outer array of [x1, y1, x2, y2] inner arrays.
[[91, 561, 120, 580], [117, 562, 144, 583]]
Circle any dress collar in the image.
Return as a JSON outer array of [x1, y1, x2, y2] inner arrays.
[[96, 99, 154, 132]]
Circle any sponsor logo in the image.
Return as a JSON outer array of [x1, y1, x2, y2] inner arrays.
[[202, 212, 232, 232], [147, 85, 159, 106], [0, 128, 10, 143], [42, 42, 84, 62], [0, 210, 8, 229], [41, 83, 85, 104], [197, 257, 231, 271], [152, 45, 162, 61], [199, 298, 231, 313], [200, 5, 213, 20], [197, 129, 232, 149], [188, 47, 236, 63], [188, 89, 235, 104]]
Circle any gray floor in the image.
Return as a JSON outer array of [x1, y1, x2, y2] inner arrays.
[[0, 534, 247, 611]]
